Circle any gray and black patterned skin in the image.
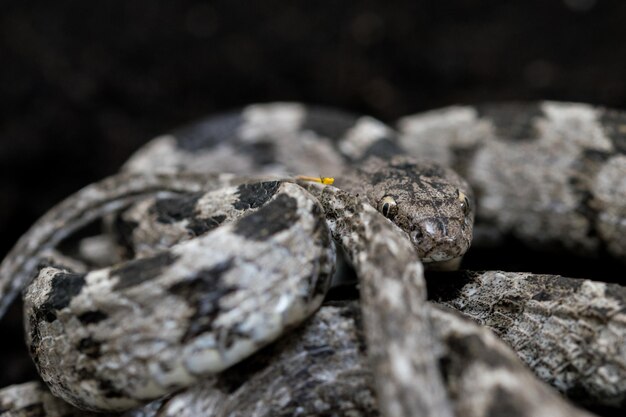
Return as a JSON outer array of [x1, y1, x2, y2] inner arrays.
[[114, 103, 474, 278], [398, 101, 626, 258], [0, 172, 240, 319], [0, 102, 623, 416], [1, 302, 596, 417], [150, 302, 380, 417], [300, 182, 453, 417], [0, 103, 474, 320], [427, 305, 595, 417], [118, 156, 472, 265], [23, 181, 335, 411], [129, 301, 597, 417], [0, 103, 474, 414], [428, 270, 626, 408], [397, 102, 626, 409], [123, 103, 475, 264], [1, 304, 378, 417], [99, 175, 454, 414], [0, 382, 47, 417], [0, 381, 158, 417]]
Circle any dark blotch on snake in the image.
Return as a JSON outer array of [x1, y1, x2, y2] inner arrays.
[[233, 181, 280, 210], [357, 138, 404, 162], [369, 160, 449, 192], [173, 112, 244, 152], [568, 149, 612, 243], [234, 193, 299, 241], [531, 291, 552, 301], [112, 252, 178, 291], [403, 162, 447, 180], [450, 144, 480, 178], [114, 216, 139, 258], [77, 337, 102, 359], [572, 190, 601, 241], [169, 258, 237, 342], [223, 328, 249, 350], [590, 305, 612, 319], [37, 271, 87, 323], [151, 193, 203, 224], [301, 106, 359, 141], [187, 214, 227, 236], [581, 149, 612, 163], [98, 379, 125, 399], [543, 274, 584, 293], [369, 167, 400, 186], [77, 310, 108, 325], [476, 102, 544, 141], [485, 386, 527, 417], [603, 282, 626, 306], [598, 108, 626, 153], [28, 272, 86, 368], [442, 333, 515, 374], [239, 141, 277, 166]]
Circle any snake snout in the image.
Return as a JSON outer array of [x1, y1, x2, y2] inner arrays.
[[411, 218, 447, 242], [410, 218, 458, 262]]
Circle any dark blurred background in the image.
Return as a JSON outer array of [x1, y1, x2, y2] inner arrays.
[[1, 0, 625, 410]]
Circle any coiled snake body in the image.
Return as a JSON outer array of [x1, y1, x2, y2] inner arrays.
[[0, 102, 625, 417]]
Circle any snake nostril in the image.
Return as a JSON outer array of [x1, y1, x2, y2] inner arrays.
[[411, 228, 423, 242]]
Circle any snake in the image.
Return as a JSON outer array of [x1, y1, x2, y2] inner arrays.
[[0, 102, 624, 417]]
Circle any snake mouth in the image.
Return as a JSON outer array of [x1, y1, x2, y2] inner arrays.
[[420, 251, 457, 263]]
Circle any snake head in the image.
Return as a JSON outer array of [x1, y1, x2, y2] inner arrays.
[[362, 156, 475, 264]]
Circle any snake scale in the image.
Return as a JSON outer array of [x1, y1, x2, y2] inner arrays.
[[0, 102, 624, 417]]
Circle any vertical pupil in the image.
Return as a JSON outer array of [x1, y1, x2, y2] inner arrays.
[[382, 203, 390, 217]]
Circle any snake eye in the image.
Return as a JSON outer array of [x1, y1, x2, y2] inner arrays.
[[378, 195, 398, 219], [458, 190, 471, 216]]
